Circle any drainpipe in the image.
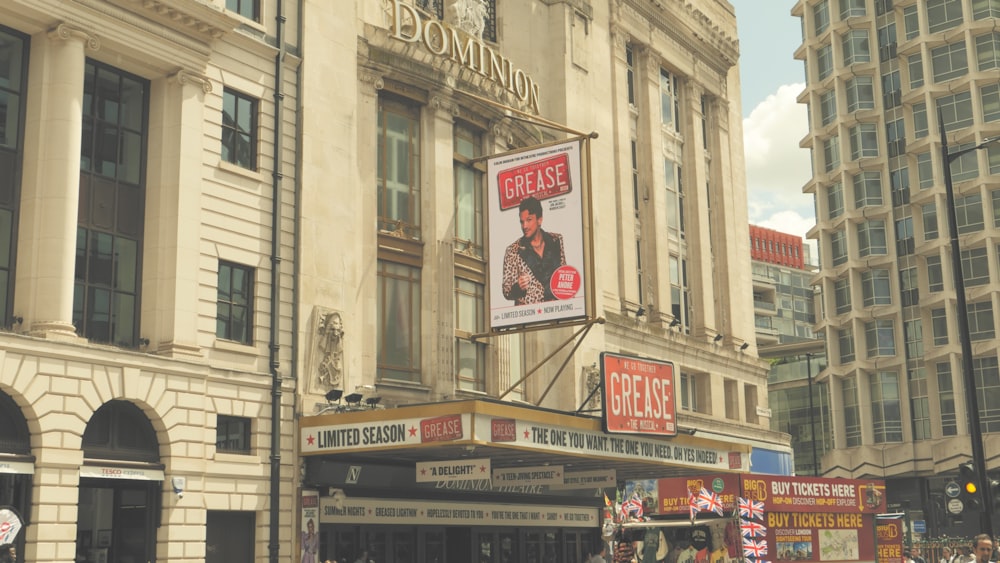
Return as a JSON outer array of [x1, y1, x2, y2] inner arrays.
[[269, 0, 286, 562]]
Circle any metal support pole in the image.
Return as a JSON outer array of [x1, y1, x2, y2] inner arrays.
[[806, 353, 819, 475], [939, 110, 999, 537]]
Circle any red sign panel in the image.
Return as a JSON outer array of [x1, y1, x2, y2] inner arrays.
[[497, 153, 572, 210], [654, 474, 740, 515], [740, 475, 887, 513], [491, 418, 517, 442], [420, 415, 463, 443], [876, 518, 905, 563], [600, 352, 676, 436]]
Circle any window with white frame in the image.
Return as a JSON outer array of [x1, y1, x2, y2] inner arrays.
[[890, 164, 910, 206], [917, 152, 934, 188], [455, 278, 486, 391], [904, 321, 924, 358], [857, 220, 888, 256], [900, 266, 919, 306], [910, 367, 931, 440], [842, 30, 871, 66], [927, 255, 944, 292], [815, 0, 831, 35], [862, 269, 892, 307], [932, 307, 949, 345], [896, 216, 914, 256], [839, 327, 856, 363], [843, 376, 861, 446], [974, 356, 1000, 432], [903, 5, 920, 40], [835, 276, 852, 314], [870, 371, 903, 443], [922, 203, 939, 240], [866, 319, 896, 357], [625, 44, 636, 106], [828, 182, 845, 219], [961, 246, 990, 286], [931, 41, 969, 82], [877, 21, 897, 61], [938, 91, 974, 132], [938, 362, 958, 435], [823, 135, 840, 172], [993, 190, 1000, 227], [886, 118, 906, 158], [840, 0, 865, 19], [968, 301, 996, 340], [660, 69, 680, 132], [983, 84, 1000, 122], [927, 0, 964, 34], [853, 171, 883, 208], [831, 229, 848, 266], [956, 192, 985, 233], [974, 0, 1000, 19], [820, 89, 837, 125], [908, 54, 924, 88], [913, 102, 929, 138], [454, 123, 484, 257], [976, 32, 1000, 70], [818, 44, 834, 80], [846, 76, 874, 112], [882, 70, 901, 109], [377, 95, 422, 238]]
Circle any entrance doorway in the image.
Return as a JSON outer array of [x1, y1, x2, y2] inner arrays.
[[76, 481, 157, 563]]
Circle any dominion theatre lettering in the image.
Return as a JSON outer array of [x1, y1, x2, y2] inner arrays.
[[317, 423, 408, 448], [391, 0, 541, 113]]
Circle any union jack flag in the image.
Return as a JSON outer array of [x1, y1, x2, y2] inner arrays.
[[697, 488, 724, 516], [738, 497, 765, 521], [688, 491, 700, 521], [743, 538, 768, 559], [740, 520, 766, 538], [621, 493, 644, 518]]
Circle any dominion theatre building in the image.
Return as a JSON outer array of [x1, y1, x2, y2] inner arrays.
[[0, 0, 789, 562]]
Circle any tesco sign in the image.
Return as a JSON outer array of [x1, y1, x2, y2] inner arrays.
[[600, 352, 676, 437]]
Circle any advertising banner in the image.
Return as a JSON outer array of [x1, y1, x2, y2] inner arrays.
[[740, 475, 887, 513], [875, 517, 904, 563], [487, 140, 587, 330], [650, 474, 741, 516], [300, 490, 320, 563], [301, 413, 472, 454], [601, 352, 676, 436], [319, 496, 598, 527]]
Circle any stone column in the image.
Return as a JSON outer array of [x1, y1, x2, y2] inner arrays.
[[16, 24, 99, 340]]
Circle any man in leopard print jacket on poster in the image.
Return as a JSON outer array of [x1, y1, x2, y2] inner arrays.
[[501, 196, 566, 305]]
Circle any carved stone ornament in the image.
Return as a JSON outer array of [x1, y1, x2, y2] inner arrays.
[[451, 0, 489, 40], [308, 307, 346, 394], [583, 364, 601, 411], [169, 69, 213, 94], [48, 23, 101, 51]]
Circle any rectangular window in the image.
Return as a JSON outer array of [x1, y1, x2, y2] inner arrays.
[[903, 5, 920, 40], [679, 372, 699, 412], [815, 0, 831, 35], [882, 70, 902, 109], [917, 152, 934, 188], [846, 76, 874, 112], [977, 32, 1000, 70], [75, 61, 147, 347], [890, 165, 910, 207], [625, 44, 635, 106], [862, 269, 892, 307], [956, 193, 985, 233], [206, 511, 255, 563], [377, 260, 421, 382], [908, 54, 925, 88], [454, 124, 484, 256], [927, 255, 944, 292], [886, 119, 906, 159], [904, 320, 924, 358], [857, 220, 888, 256], [974, 0, 1000, 18], [938, 362, 958, 436], [968, 300, 996, 340], [840, 0, 866, 19], [660, 69, 680, 132], [913, 102, 929, 138], [820, 89, 838, 125], [823, 135, 840, 172], [923, 203, 939, 240], [828, 182, 845, 218], [839, 327, 856, 363], [896, 216, 915, 256], [900, 266, 919, 306], [932, 307, 949, 345], [865, 319, 896, 357], [961, 247, 990, 286], [927, 0, 964, 34], [455, 278, 486, 392], [377, 95, 422, 238], [217, 261, 254, 344], [993, 190, 1000, 227], [843, 377, 861, 446], [817, 44, 834, 80], [0, 27, 27, 325], [831, 229, 848, 266], [835, 277, 852, 314], [216, 415, 251, 454], [724, 379, 738, 420], [853, 171, 883, 208], [871, 371, 903, 443], [877, 22, 897, 61], [221, 88, 258, 170], [910, 367, 931, 440], [225, 0, 259, 21], [842, 29, 871, 66], [974, 356, 1000, 432], [938, 91, 974, 132], [983, 84, 1000, 122], [931, 41, 969, 82]]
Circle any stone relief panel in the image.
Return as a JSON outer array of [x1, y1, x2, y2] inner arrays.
[[307, 307, 346, 395]]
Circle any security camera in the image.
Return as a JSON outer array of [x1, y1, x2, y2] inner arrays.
[[172, 476, 186, 499], [177, 491, 184, 500]]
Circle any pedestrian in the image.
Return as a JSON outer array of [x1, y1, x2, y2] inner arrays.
[[0, 545, 15, 563], [587, 542, 608, 563], [912, 547, 927, 563], [942, 547, 954, 563], [973, 534, 994, 563]]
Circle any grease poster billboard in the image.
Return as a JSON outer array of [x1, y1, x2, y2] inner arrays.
[[487, 140, 587, 330]]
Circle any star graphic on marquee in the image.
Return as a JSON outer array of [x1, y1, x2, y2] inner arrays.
[[408, 426, 418, 437], [368, 508, 373, 515], [537, 308, 542, 314], [306, 434, 315, 445], [420, 468, 427, 475], [479, 464, 488, 473], [523, 428, 531, 438]]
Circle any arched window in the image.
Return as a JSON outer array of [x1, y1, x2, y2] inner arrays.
[[82, 400, 159, 463]]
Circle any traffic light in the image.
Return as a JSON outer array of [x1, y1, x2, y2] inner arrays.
[[959, 461, 982, 509]]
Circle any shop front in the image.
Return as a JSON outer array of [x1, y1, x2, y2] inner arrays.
[[299, 399, 751, 563]]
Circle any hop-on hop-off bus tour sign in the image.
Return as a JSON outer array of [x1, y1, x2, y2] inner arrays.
[[601, 352, 676, 437], [487, 140, 587, 330]]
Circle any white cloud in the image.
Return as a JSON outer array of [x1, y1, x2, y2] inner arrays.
[[743, 83, 815, 241]]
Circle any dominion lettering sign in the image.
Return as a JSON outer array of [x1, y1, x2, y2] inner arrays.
[[390, 0, 541, 113]]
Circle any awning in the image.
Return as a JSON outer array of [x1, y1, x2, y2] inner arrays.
[[300, 399, 751, 481]]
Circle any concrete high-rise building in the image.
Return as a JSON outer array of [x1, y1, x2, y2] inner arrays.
[[0, 0, 789, 561], [795, 0, 1000, 536]]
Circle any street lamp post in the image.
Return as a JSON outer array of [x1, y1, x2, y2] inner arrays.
[[938, 109, 1000, 536]]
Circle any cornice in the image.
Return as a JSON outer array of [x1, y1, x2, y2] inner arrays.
[[538, 0, 594, 20], [111, 0, 243, 40], [615, 0, 739, 73]]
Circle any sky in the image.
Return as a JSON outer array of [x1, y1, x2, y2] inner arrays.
[[728, 0, 816, 255]]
